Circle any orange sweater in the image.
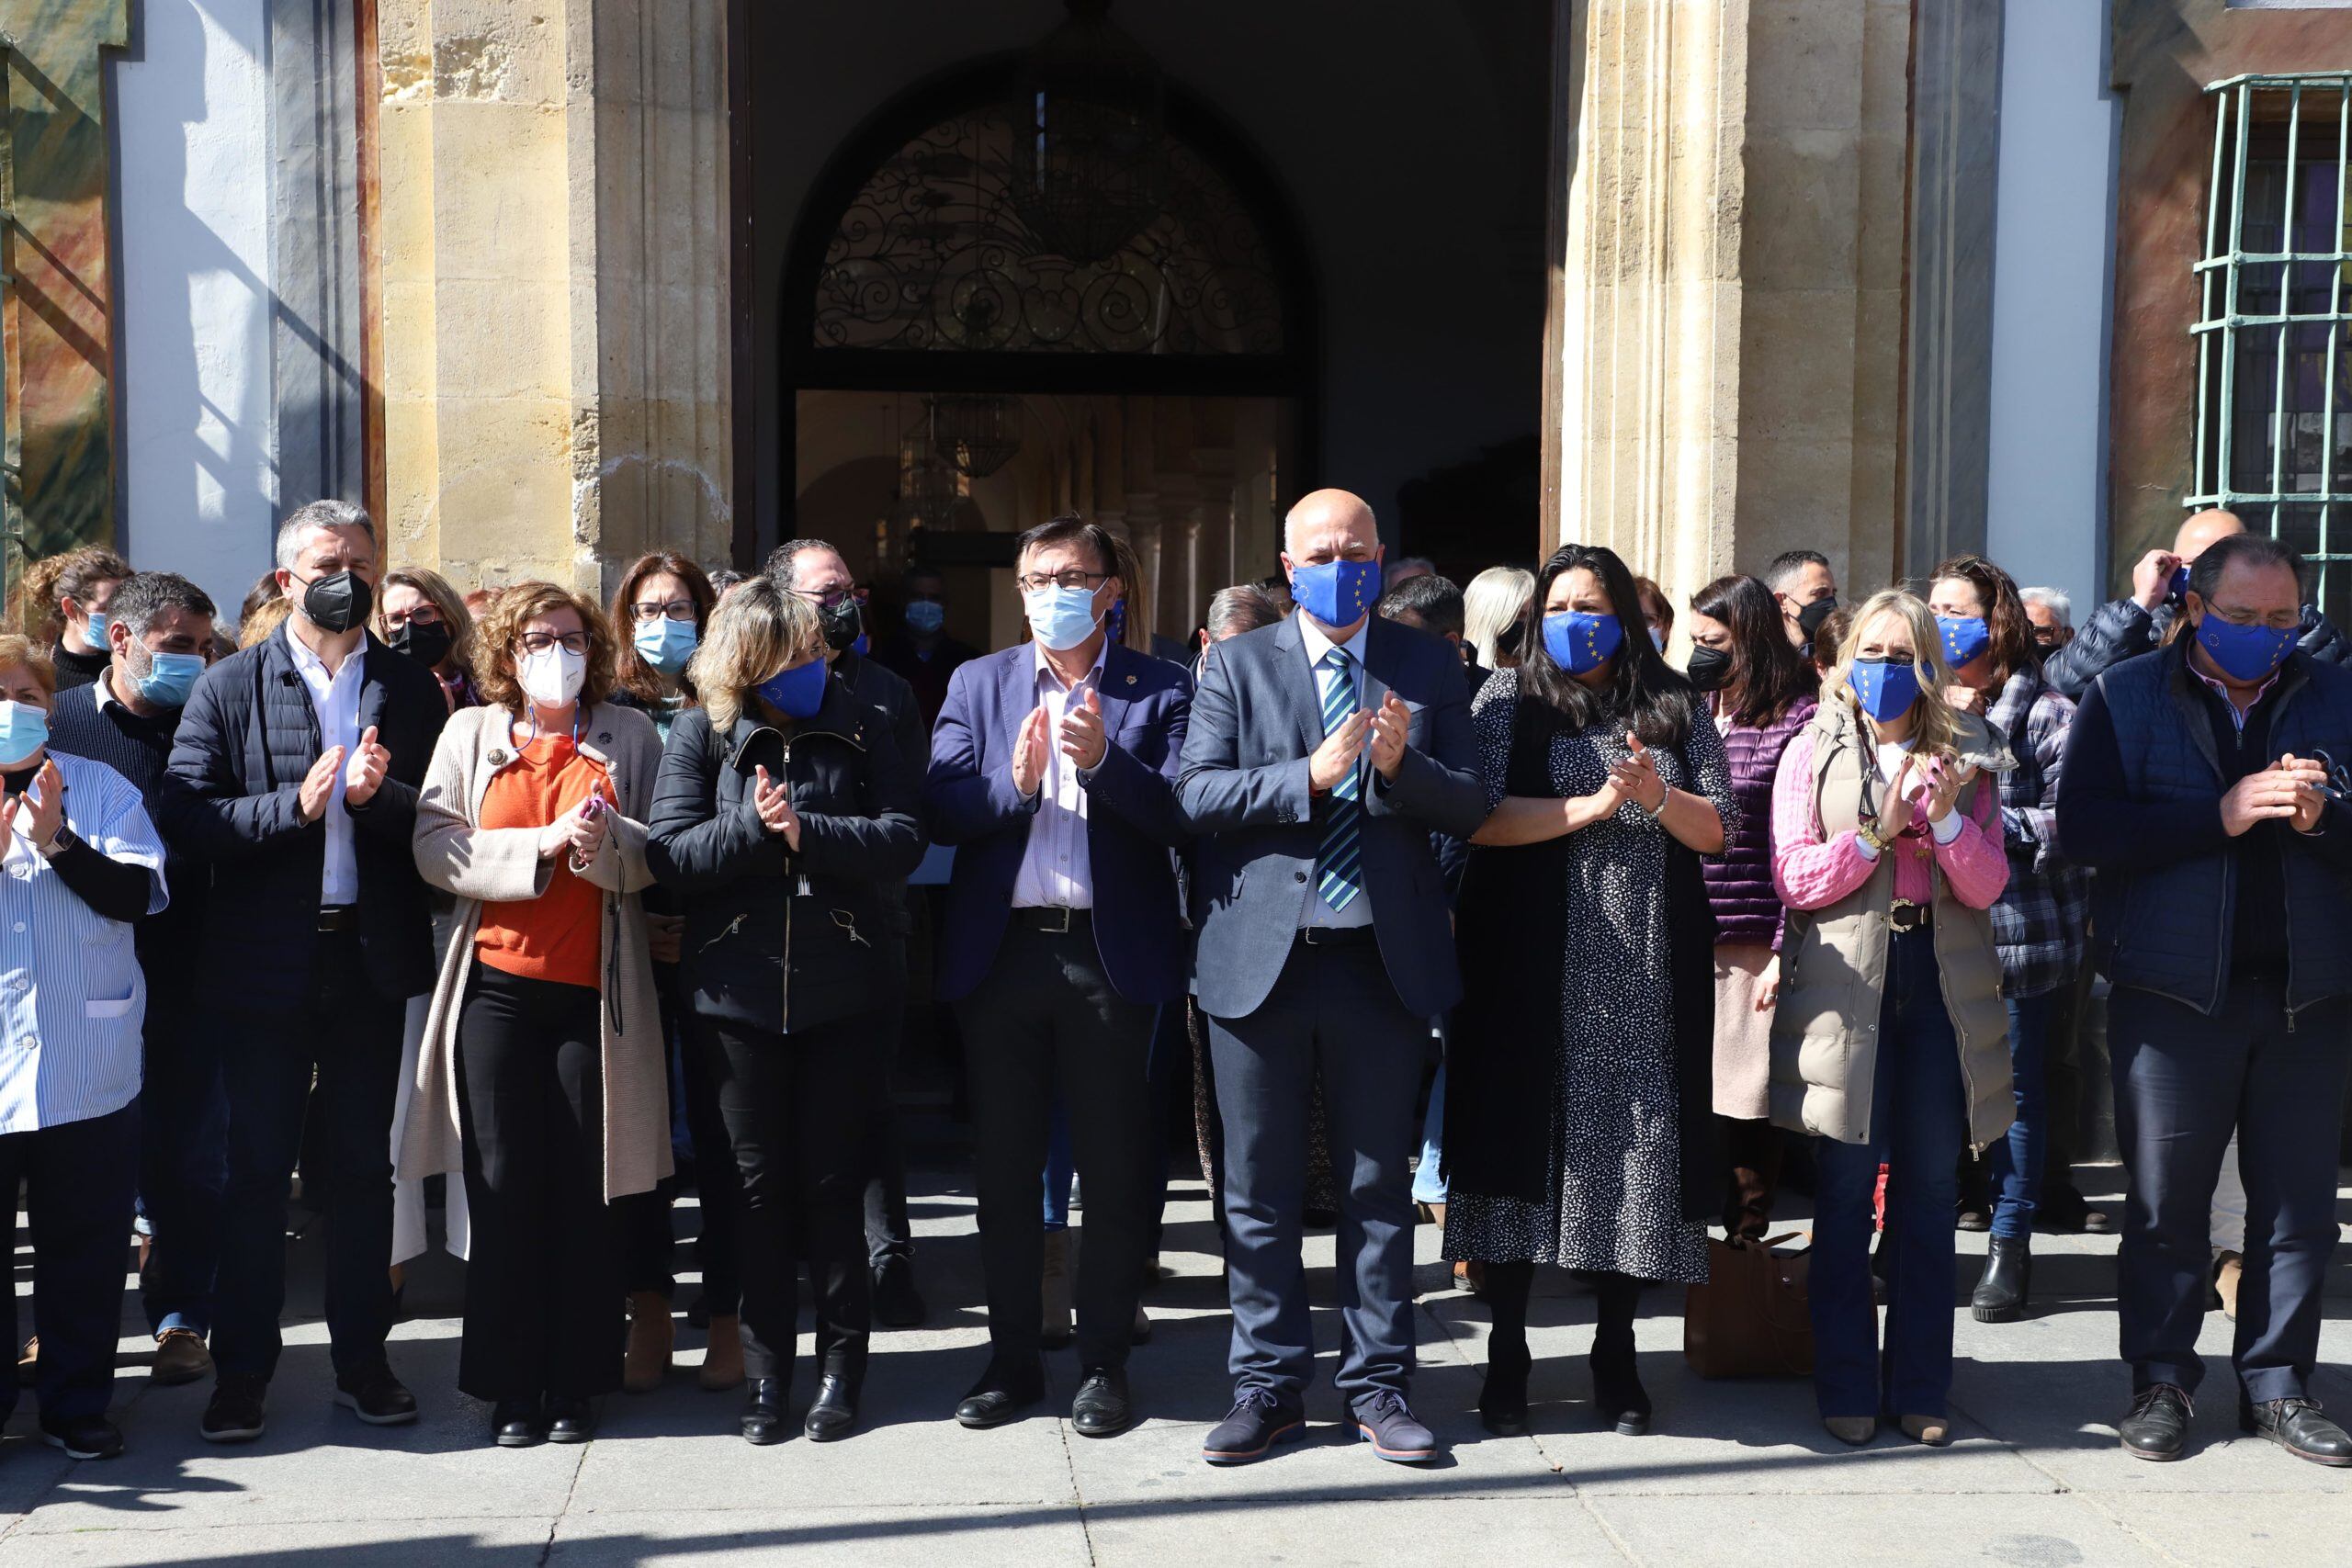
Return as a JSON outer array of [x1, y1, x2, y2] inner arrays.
[[472, 732, 609, 990]]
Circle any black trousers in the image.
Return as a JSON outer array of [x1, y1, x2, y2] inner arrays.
[[619, 963, 741, 1313], [707, 1012, 881, 1385], [956, 919, 1157, 1372], [455, 966, 622, 1400], [862, 939, 915, 1267], [211, 930, 405, 1382], [138, 958, 225, 1337], [0, 1103, 139, 1420], [2112, 978, 2352, 1403]]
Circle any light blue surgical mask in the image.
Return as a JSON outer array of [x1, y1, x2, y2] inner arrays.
[[0, 702, 48, 770], [133, 650, 206, 710], [1023, 584, 1104, 652], [85, 613, 109, 649], [634, 615, 698, 676], [903, 600, 945, 637]]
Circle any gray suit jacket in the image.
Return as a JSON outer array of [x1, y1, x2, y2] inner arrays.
[[1177, 612, 1487, 1020]]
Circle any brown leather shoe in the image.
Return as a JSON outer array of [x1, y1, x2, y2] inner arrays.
[[1453, 1259, 1485, 1296], [699, 1314, 745, 1392], [152, 1327, 213, 1386], [623, 1291, 674, 1393]]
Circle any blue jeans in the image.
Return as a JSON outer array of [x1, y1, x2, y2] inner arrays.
[[1810, 928, 1970, 1420], [1986, 990, 2054, 1240]]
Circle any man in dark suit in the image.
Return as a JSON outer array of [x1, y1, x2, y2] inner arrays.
[[160, 501, 447, 1445], [926, 515, 1192, 1439], [1178, 489, 1487, 1466]]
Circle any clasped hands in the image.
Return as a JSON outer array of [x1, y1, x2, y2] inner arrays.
[[1013, 689, 1112, 798], [299, 726, 392, 823], [1310, 693, 1414, 795], [2222, 752, 2329, 837], [537, 784, 613, 863]]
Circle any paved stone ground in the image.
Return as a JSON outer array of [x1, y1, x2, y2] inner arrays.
[[2, 1163, 2347, 1566]]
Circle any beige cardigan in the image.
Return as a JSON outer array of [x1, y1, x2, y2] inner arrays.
[[401, 701, 673, 1204]]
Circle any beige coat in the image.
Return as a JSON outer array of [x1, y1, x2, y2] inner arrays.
[[1767, 700, 2017, 1154], [401, 701, 672, 1204]]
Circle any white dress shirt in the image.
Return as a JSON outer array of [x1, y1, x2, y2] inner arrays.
[[1297, 615, 1374, 929], [287, 630, 365, 905], [1012, 638, 1107, 910], [0, 752, 168, 1133]]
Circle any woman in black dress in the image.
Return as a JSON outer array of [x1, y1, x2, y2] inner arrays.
[[1443, 543, 1735, 1438]]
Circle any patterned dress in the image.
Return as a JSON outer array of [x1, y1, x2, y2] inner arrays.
[[1441, 668, 1739, 1283]]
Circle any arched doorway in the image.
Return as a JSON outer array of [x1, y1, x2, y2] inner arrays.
[[778, 57, 1317, 653]]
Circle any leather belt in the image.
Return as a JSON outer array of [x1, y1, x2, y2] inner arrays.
[[317, 905, 360, 933], [1888, 900, 1929, 934], [1011, 907, 1090, 934], [1296, 926, 1377, 948]]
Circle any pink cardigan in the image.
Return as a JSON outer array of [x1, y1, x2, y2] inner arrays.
[[1770, 729, 2007, 912]]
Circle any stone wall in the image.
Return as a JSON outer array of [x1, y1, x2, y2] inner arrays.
[[1546, 0, 1909, 628], [373, 0, 731, 599]]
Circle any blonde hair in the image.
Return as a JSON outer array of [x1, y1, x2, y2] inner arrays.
[[1828, 588, 1963, 761], [0, 634, 56, 696], [241, 595, 296, 649], [1464, 566, 1534, 668], [376, 567, 476, 673], [690, 574, 823, 733]]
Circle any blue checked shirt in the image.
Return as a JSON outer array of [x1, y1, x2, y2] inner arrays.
[[0, 751, 168, 1133]]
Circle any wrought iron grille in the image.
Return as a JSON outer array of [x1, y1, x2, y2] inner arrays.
[[814, 102, 1283, 357], [2193, 73, 2352, 621]]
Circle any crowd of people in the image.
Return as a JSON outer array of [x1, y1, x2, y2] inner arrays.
[[0, 488, 2344, 1473]]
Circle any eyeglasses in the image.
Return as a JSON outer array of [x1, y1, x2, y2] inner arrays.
[[2310, 749, 2352, 807], [517, 631, 590, 656], [383, 605, 443, 629], [629, 599, 698, 625], [791, 585, 869, 611], [1016, 570, 1112, 594]]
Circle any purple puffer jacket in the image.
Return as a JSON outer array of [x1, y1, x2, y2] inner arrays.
[[1701, 695, 1816, 946]]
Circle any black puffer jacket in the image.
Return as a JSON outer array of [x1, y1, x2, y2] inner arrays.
[[645, 674, 924, 1037], [2043, 595, 2350, 699]]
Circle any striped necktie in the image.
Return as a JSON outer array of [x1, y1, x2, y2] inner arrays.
[[1316, 647, 1363, 913]]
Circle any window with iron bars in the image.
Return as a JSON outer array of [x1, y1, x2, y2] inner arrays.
[[2192, 72, 2352, 625]]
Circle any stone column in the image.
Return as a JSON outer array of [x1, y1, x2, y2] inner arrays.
[[1546, 0, 1910, 609], [374, 0, 730, 596]]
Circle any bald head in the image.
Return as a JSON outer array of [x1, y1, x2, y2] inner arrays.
[[1284, 489, 1379, 557], [2175, 508, 2247, 563]]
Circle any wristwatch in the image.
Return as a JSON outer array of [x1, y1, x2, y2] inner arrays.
[[1855, 819, 1891, 856], [34, 826, 75, 862]]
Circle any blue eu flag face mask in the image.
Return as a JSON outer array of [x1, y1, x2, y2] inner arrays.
[[1542, 611, 1623, 675], [757, 657, 827, 720], [0, 701, 48, 769], [2193, 611, 2297, 683], [1288, 557, 1380, 627], [1848, 656, 1922, 722], [634, 615, 698, 676], [133, 649, 206, 710], [1936, 614, 1991, 670]]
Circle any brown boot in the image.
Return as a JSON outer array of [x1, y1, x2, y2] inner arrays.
[[699, 1314, 745, 1392], [624, 1291, 674, 1393]]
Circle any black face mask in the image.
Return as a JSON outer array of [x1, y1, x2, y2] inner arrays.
[[1795, 594, 1838, 641], [389, 619, 453, 671], [1686, 644, 1734, 692], [818, 598, 864, 655], [299, 570, 373, 636]]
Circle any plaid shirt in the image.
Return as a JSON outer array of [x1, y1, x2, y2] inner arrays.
[[1986, 663, 2090, 998]]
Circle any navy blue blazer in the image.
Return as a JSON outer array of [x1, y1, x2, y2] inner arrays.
[[1177, 612, 1487, 1021], [925, 639, 1193, 1006]]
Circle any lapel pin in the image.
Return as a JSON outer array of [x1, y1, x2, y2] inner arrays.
[[489, 749, 509, 766], [1125, 673, 1137, 686]]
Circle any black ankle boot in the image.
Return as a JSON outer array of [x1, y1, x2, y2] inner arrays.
[[1589, 1275, 1650, 1436], [741, 1378, 788, 1445], [1479, 1337, 1532, 1437], [1972, 1235, 2031, 1323], [805, 1374, 858, 1442]]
